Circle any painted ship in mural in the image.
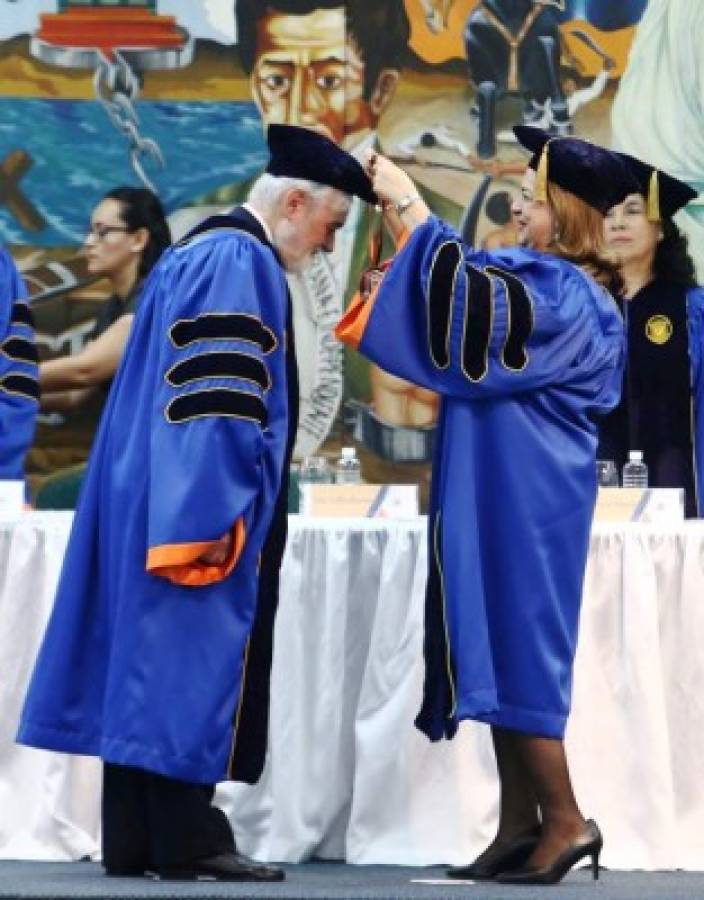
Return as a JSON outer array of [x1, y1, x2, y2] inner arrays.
[[30, 0, 193, 70]]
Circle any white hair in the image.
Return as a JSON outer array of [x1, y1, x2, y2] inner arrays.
[[247, 173, 350, 216]]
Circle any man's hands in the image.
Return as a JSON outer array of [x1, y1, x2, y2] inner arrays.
[[197, 531, 233, 566]]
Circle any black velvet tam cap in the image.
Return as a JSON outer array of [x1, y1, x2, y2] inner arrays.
[[265, 124, 377, 205], [513, 125, 638, 214], [613, 152, 697, 221]]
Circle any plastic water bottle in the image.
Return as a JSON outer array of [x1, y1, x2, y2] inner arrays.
[[596, 459, 618, 487], [297, 456, 332, 513], [334, 446, 362, 484], [622, 450, 648, 488], [298, 456, 333, 485]]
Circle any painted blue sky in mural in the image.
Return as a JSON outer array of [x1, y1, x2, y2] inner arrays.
[[0, 1, 236, 44], [0, 99, 265, 245]]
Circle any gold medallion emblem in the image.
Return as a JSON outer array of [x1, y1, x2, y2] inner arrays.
[[645, 314, 673, 345]]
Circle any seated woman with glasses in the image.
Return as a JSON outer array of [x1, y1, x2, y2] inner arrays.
[[40, 187, 171, 412]]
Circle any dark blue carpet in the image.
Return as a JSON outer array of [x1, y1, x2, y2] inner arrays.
[[0, 861, 702, 900]]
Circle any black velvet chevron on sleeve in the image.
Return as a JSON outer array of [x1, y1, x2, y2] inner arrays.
[[165, 388, 267, 426], [462, 265, 493, 382], [427, 241, 462, 370], [10, 302, 35, 329], [0, 373, 40, 402], [165, 351, 271, 391], [169, 313, 277, 354], [1, 337, 39, 365], [486, 266, 533, 371]]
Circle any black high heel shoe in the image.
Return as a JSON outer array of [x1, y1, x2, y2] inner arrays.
[[446, 825, 541, 881], [496, 819, 602, 885]]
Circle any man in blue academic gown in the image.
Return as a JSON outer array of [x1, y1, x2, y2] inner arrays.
[[18, 125, 376, 882], [0, 245, 38, 485]]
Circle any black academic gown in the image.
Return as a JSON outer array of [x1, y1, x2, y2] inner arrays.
[[597, 278, 697, 515]]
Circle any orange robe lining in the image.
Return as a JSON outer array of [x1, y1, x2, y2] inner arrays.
[[146, 518, 246, 586], [335, 227, 411, 349]]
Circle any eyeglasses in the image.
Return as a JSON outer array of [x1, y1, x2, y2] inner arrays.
[[85, 225, 130, 241]]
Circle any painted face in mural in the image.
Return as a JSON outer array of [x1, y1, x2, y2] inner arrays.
[[83, 198, 146, 283], [603, 193, 661, 271], [273, 187, 351, 273], [250, 7, 397, 150], [511, 167, 556, 251]]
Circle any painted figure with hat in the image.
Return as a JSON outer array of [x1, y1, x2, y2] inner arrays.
[[0, 244, 38, 488], [599, 153, 703, 516], [17, 125, 375, 883], [337, 127, 635, 884]]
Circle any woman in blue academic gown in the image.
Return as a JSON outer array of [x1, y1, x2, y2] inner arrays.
[[337, 128, 636, 884], [599, 155, 703, 516]]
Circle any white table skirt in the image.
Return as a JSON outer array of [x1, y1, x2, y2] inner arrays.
[[1, 513, 703, 869]]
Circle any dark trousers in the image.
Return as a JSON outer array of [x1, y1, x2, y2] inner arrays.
[[102, 762, 235, 873]]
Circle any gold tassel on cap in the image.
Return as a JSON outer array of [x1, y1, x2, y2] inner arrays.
[[533, 143, 549, 203], [647, 169, 661, 222]]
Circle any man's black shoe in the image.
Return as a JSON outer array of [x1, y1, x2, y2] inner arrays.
[[104, 866, 149, 878], [155, 851, 285, 882]]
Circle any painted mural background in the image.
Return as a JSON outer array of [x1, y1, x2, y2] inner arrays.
[[0, 0, 699, 504]]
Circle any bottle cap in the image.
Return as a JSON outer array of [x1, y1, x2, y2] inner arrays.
[[628, 450, 644, 463]]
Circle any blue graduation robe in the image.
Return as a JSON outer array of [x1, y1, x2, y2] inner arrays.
[[18, 211, 293, 784], [0, 246, 38, 481], [337, 216, 624, 739]]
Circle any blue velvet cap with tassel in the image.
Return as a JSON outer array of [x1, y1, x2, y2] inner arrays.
[[265, 124, 377, 205], [513, 126, 639, 214], [612, 152, 697, 222]]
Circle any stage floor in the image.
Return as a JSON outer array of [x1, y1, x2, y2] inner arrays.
[[1, 862, 703, 900]]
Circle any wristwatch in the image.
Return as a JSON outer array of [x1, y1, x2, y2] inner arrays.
[[395, 193, 421, 215]]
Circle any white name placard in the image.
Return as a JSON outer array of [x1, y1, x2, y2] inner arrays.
[[594, 487, 684, 523], [0, 480, 25, 517], [299, 484, 419, 518]]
